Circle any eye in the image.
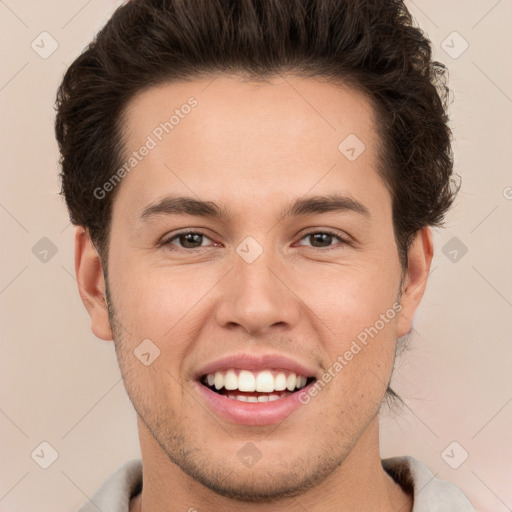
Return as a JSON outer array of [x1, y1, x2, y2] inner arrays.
[[161, 230, 215, 250], [295, 230, 349, 249], [160, 229, 350, 252]]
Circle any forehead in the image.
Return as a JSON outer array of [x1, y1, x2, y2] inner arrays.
[[115, 74, 387, 222]]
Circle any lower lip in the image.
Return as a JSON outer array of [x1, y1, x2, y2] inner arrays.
[[193, 381, 315, 426]]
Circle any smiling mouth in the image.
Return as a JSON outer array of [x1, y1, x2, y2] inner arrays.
[[200, 369, 316, 402]]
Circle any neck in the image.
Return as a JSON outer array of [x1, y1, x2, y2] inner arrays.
[[130, 418, 412, 512]]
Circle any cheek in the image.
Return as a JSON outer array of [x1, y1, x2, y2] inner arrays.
[[108, 262, 216, 369], [298, 258, 401, 386], [109, 262, 179, 323], [299, 259, 400, 335]]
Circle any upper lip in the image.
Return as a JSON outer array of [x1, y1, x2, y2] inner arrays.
[[193, 352, 319, 380]]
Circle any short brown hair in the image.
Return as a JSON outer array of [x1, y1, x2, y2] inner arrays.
[[55, 0, 459, 406], [55, 0, 458, 270]]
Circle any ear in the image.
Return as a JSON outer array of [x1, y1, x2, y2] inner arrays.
[[74, 226, 113, 341], [396, 227, 434, 338]]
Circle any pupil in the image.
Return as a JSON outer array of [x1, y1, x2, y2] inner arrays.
[[181, 233, 202, 248], [311, 233, 332, 247]]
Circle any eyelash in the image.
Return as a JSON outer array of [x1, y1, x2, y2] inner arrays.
[[160, 229, 350, 252]]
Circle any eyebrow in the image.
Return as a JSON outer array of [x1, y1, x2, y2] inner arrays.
[[139, 193, 370, 224]]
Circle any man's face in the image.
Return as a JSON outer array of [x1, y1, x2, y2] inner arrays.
[[90, 75, 417, 500]]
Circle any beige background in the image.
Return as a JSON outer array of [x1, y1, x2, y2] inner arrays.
[[1, 1, 511, 510]]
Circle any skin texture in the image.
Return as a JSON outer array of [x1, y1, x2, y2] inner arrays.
[[75, 75, 433, 511]]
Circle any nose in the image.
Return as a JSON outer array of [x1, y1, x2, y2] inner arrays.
[[214, 245, 302, 336]]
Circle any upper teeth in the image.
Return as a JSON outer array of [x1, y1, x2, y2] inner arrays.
[[204, 369, 309, 393]]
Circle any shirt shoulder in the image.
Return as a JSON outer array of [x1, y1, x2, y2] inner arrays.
[[76, 458, 143, 512], [382, 455, 477, 511]]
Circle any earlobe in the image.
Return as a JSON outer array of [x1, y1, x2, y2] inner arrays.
[[396, 227, 434, 338], [74, 226, 113, 341]]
